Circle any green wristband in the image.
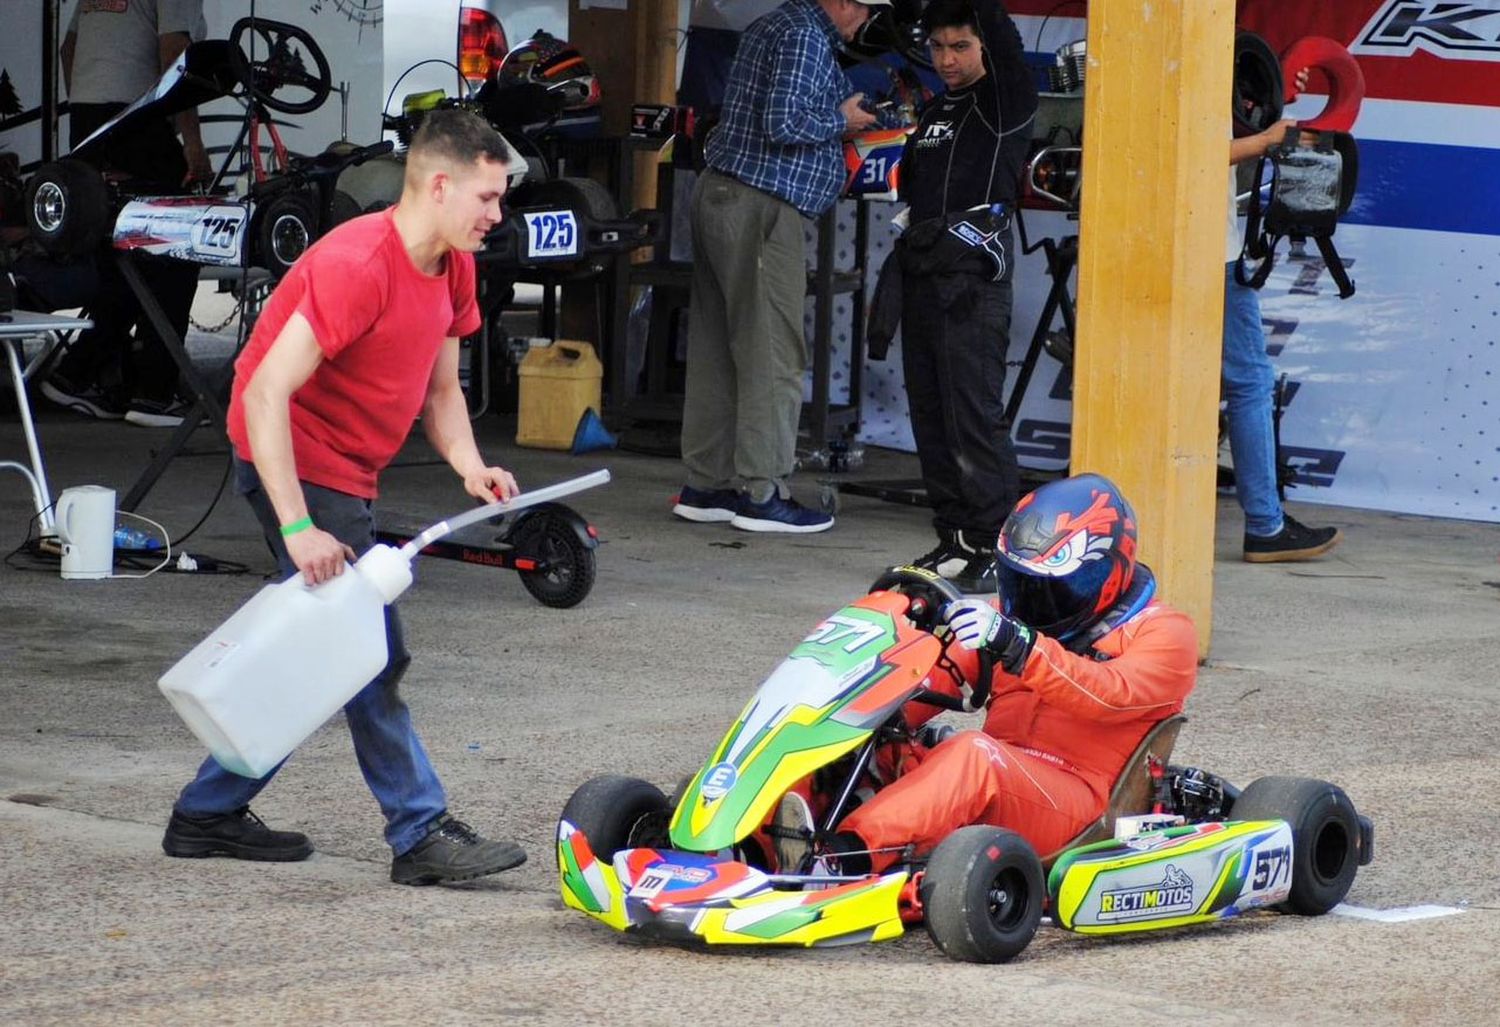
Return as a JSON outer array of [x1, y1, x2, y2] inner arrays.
[[279, 516, 314, 538]]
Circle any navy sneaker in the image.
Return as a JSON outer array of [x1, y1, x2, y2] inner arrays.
[[672, 485, 740, 523], [730, 493, 834, 534]]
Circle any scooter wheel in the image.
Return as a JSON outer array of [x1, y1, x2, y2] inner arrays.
[[517, 512, 596, 608]]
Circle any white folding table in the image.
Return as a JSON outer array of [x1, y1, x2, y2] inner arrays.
[[1, 310, 94, 534]]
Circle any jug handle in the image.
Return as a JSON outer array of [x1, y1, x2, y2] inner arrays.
[[55, 491, 76, 543], [554, 341, 586, 360]]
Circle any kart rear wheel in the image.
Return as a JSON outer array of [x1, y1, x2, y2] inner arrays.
[[920, 826, 1044, 963], [520, 175, 618, 222], [25, 159, 109, 258], [560, 775, 671, 858], [255, 189, 317, 279], [1233, 775, 1361, 915], [516, 512, 596, 609]]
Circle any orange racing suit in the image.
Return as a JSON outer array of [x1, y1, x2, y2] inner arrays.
[[838, 597, 1198, 869]]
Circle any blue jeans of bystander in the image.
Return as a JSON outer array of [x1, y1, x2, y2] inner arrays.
[[1221, 263, 1285, 538]]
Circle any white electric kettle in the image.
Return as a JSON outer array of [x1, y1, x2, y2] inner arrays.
[[55, 485, 115, 580]]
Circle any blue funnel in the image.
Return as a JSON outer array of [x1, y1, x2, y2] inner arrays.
[[571, 407, 618, 454]]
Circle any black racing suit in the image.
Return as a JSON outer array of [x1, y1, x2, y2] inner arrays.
[[895, 1, 1037, 537]]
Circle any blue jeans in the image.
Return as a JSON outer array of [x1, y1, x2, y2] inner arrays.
[[1221, 264, 1284, 538], [173, 459, 447, 855]]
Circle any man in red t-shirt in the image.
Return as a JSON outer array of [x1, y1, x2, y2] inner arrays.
[[163, 110, 528, 886]]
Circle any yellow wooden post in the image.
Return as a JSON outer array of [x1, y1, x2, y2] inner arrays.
[[1070, 0, 1234, 657]]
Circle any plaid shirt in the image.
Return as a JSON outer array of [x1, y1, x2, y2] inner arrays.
[[705, 0, 852, 217]]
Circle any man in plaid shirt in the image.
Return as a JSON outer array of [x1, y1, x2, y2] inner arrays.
[[672, 0, 888, 534]]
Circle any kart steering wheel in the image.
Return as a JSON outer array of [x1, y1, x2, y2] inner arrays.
[[229, 17, 333, 116], [868, 565, 995, 712], [868, 565, 963, 632]]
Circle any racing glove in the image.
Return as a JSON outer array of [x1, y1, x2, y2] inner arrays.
[[944, 598, 1036, 675]]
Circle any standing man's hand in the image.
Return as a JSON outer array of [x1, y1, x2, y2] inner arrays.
[[182, 138, 213, 185], [841, 93, 877, 134], [463, 466, 520, 504], [285, 526, 356, 586]]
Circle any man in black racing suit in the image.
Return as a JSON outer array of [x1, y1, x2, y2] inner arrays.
[[881, 0, 1037, 591]]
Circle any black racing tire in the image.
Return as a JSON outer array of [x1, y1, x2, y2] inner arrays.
[[254, 189, 317, 279], [518, 175, 618, 222], [324, 189, 362, 233], [920, 826, 1044, 963], [24, 159, 110, 258], [516, 512, 596, 609], [560, 775, 670, 858], [1233, 775, 1361, 915]]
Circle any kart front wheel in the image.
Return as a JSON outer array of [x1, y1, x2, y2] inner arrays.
[[1233, 775, 1361, 915], [559, 775, 670, 858], [920, 826, 1044, 963]]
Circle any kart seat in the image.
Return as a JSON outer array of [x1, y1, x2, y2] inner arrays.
[[1042, 713, 1187, 868]]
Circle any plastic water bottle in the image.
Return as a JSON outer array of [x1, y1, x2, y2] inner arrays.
[[157, 544, 415, 778], [114, 526, 161, 551]]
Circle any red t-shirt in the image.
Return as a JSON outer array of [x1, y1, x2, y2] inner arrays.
[[227, 209, 481, 498]]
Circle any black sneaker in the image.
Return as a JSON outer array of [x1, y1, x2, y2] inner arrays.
[[124, 396, 205, 428], [162, 806, 313, 861], [390, 813, 527, 886], [39, 376, 126, 420], [1243, 514, 1342, 563], [671, 484, 740, 523], [949, 552, 998, 594], [912, 528, 966, 577], [912, 528, 995, 591]]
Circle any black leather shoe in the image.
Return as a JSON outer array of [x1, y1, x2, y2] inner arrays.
[[390, 814, 527, 886], [162, 807, 313, 861]]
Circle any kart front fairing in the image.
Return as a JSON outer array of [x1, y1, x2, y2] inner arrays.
[[558, 825, 908, 947], [668, 589, 942, 853]]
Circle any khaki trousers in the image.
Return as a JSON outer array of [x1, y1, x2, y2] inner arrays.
[[681, 170, 808, 501]]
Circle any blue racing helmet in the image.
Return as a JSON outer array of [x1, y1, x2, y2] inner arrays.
[[995, 473, 1138, 639]]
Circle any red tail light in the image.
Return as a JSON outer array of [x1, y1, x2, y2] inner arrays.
[[458, 7, 509, 92]]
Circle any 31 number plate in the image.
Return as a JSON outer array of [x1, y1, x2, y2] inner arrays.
[[522, 209, 579, 259]]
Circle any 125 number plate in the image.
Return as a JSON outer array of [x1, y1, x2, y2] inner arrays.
[[523, 209, 579, 259]]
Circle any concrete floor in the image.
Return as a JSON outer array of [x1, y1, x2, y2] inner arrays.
[[2, 391, 1498, 1026]]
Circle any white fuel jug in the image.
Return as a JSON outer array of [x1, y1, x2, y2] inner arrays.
[[157, 470, 609, 778]]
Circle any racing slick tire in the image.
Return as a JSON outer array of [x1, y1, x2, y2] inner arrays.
[[520, 175, 618, 222], [560, 775, 671, 858], [24, 159, 110, 259], [920, 825, 1044, 963], [1233, 775, 1361, 915]]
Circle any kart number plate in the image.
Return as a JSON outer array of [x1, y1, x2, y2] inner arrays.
[[114, 198, 248, 266], [523, 209, 579, 259], [628, 866, 676, 901]]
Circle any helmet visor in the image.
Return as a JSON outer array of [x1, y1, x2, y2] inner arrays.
[[996, 557, 1111, 638]]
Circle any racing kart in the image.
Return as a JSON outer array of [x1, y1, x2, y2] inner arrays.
[[22, 18, 362, 279], [557, 567, 1374, 962]]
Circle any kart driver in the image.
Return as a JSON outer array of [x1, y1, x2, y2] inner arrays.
[[788, 473, 1199, 873]]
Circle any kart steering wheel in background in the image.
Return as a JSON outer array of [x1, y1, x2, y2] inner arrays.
[[229, 17, 333, 116]]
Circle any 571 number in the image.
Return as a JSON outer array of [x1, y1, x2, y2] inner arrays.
[[1253, 845, 1291, 890]]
